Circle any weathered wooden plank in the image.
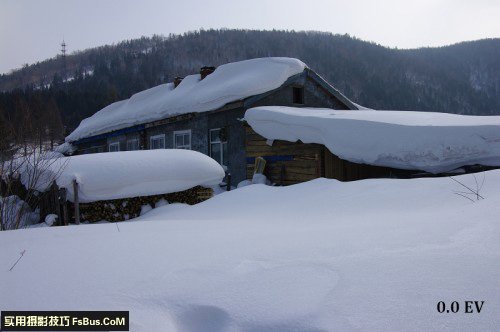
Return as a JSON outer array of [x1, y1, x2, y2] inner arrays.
[[247, 159, 318, 170], [271, 163, 319, 171], [59, 188, 68, 226], [51, 182, 62, 226], [246, 141, 321, 150], [246, 140, 275, 146], [246, 150, 320, 158], [246, 133, 269, 142], [267, 166, 318, 176]]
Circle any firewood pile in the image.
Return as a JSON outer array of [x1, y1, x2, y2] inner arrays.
[[75, 186, 213, 223]]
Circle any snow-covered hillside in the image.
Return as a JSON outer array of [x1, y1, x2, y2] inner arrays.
[[1, 171, 499, 331]]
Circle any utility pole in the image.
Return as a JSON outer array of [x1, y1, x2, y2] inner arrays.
[[61, 39, 67, 78], [61, 39, 67, 60]]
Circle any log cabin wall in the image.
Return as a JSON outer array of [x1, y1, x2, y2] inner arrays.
[[323, 149, 397, 181], [245, 127, 419, 184], [245, 127, 324, 185]]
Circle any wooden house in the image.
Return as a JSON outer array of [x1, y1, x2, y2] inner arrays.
[[243, 107, 500, 184], [66, 58, 360, 185]]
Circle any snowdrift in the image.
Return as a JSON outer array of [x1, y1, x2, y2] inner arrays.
[[66, 58, 306, 142], [245, 106, 500, 173], [1, 171, 499, 330], [36, 150, 225, 202]]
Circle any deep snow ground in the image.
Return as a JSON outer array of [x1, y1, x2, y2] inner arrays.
[[1, 171, 499, 331]]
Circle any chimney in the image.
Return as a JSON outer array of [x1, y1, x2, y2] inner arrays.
[[200, 66, 216, 80], [173, 76, 183, 88]]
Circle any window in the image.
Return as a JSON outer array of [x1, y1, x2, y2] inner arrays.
[[108, 142, 120, 152], [292, 86, 304, 104], [127, 138, 140, 151], [150, 134, 165, 149], [174, 130, 191, 149], [209, 128, 228, 166]]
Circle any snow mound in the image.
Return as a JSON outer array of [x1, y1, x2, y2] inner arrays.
[[53, 142, 76, 155], [245, 106, 500, 173], [44, 214, 57, 226], [37, 150, 225, 202], [1, 171, 499, 330], [67, 58, 307, 141]]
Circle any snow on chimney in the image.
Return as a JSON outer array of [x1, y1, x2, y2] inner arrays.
[[200, 66, 215, 80]]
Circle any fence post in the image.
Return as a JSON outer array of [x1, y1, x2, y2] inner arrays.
[[280, 164, 286, 186], [59, 187, 68, 226], [226, 173, 231, 191], [73, 179, 80, 225], [52, 182, 61, 225]]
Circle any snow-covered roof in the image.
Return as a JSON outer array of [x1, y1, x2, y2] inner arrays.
[[244, 106, 500, 173], [34, 150, 225, 202], [66, 58, 307, 142]]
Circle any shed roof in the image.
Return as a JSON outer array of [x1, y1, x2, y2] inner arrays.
[[245, 106, 500, 173]]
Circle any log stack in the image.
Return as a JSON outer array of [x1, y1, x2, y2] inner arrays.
[[75, 186, 213, 223]]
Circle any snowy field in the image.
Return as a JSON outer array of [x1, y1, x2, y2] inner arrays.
[[1, 171, 499, 331]]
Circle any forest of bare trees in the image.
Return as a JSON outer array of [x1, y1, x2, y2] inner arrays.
[[0, 102, 64, 230]]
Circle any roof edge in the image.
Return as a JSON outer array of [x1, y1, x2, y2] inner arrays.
[[305, 68, 359, 110], [243, 71, 307, 107]]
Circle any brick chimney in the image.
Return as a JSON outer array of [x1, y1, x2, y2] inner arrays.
[[173, 76, 183, 88], [200, 66, 216, 80]]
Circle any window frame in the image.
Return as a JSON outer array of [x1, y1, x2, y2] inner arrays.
[[209, 128, 228, 166], [108, 142, 120, 152], [173, 130, 192, 150], [126, 138, 140, 151], [149, 134, 166, 150]]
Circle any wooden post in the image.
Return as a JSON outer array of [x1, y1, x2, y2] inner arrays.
[[226, 173, 231, 192], [140, 130, 147, 150], [280, 164, 286, 186], [52, 182, 62, 225], [73, 180, 80, 225], [59, 188, 68, 226]]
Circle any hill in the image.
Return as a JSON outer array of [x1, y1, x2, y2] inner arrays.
[[0, 29, 499, 137]]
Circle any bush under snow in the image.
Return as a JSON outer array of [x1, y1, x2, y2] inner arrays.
[[0, 195, 39, 230]]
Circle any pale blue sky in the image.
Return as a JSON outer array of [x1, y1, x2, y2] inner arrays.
[[1, 0, 499, 74]]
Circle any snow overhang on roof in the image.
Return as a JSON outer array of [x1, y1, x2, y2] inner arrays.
[[66, 57, 308, 142], [244, 106, 500, 173]]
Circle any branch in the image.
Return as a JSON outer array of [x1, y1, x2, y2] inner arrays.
[[454, 192, 475, 203], [9, 250, 26, 271], [449, 176, 484, 200]]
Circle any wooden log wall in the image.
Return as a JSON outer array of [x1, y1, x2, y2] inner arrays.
[[245, 127, 323, 185], [324, 150, 393, 181], [246, 126, 418, 184]]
